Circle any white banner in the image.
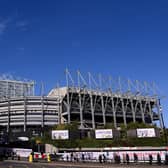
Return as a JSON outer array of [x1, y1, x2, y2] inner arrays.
[[137, 128, 156, 138], [95, 129, 113, 139], [13, 148, 32, 157], [52, 130, 69, 140]]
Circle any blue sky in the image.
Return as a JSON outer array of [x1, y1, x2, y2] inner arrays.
[[0, 0, 168, 126]]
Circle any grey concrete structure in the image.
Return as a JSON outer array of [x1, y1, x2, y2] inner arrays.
[[0, 70, 164, 136], [0, 76, 34, 100], [0, 96, 60, 134]]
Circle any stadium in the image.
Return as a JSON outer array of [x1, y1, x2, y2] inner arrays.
[[0, 70, 164, 141]]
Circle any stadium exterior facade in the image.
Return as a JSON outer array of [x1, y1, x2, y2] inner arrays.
[[0, 96, 60, 134], [0, 71, 164, 139]]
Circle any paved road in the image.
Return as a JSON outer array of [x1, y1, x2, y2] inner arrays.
[[0, 160, 167, 168]]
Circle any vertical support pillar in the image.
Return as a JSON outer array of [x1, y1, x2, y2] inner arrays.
[[148, 101, 153, 123], [156, 99, 163, 129], [56, 85, 61, 125], [134, 101, 139, 122], [14, 82, 16, 97], [78, 90, 84, 128], [130, 99, 136, 122], [90, 92, 95, 129], [67, 88, 71, 124], [139, 100, 145, 123], [41, 96, 44, 129], [6, 81, 8, 98], [121, 98, 127, 127], [58, 98, 62, 125], [32, 82, 35, 96], [111, 96, 117, 128], [7, 98, 10, 133], [101, 94, 106, 126], [66, 69, 71, 124], [23, 97, 27, 132]]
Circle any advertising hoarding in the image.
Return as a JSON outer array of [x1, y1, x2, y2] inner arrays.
[[95, 129, 113, 139], [52, 130, 69, 140], [137, 128, 156, 138]]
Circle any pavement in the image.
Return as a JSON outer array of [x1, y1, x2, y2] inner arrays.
[[0, 160, 168, 168]]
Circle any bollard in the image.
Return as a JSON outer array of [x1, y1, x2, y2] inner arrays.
[[47, 153, 51, 162], [29, 154, 33, 163]]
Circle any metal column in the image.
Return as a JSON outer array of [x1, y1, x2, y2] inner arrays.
[[121, 98, 127, 127], [111, 96, 117, 128], [130, 99, 136, 122], [23, 97, 27, 132], [157, 99, 163, 129], [90, 92, 95, 129], [139, 99, 145, 123], [148, 101, 153, 123], [7, 98, 10, 133], [67, 88, 71, 124], [101, 94, 106, 126], [41, 96, 44, 128], [78, 89, 84, 128]]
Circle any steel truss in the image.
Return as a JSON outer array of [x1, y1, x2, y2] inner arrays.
[[62, 69, 163, 129]]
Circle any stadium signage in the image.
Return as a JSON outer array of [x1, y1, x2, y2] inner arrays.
[[52, 130, 69, 140], [95, 129, 113, 139], [17, 137, 29, 141], [136, 128, 156, 138]]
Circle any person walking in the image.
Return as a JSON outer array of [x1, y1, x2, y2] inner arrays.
[[126, 153, 130, 165], [149, 154, 153, 165], [157, 153, 161, 165], [133, 153, 138, 164]]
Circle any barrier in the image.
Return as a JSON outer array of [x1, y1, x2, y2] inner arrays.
[[29, 154, 33, 163], [47, 153, 51, 162]]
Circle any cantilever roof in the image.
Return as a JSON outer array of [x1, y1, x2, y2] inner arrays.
[[48, 87, 68, 97], [48, 86, 157, 103]]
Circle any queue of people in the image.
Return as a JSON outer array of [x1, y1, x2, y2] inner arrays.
[[64, 151, 168, 165]]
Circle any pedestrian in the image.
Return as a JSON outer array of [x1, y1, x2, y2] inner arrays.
[[133, 153, 138, 164], [66, 155, 69, 162], [82, 153, 85, 162], [149, 154, 153, 165], [123, 154, 126, 164], [114, 153, 118, 164], [126, 153, 129, 165], [102, 154, 106, 163], [70, 152, 73, 162], [31, 151, 34, 162], [117, 155, 121, 164], [99, 154, 102, 163], [157, 153, 161, 165], [114, 154, 120, 164], [165, 153, 168, 165]]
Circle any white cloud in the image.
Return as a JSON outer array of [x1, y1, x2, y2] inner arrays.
[[0, 18, 11, 36], [16, 21, 29, 31], [0, 16, 29, 36], [0, 21, 7, 35]]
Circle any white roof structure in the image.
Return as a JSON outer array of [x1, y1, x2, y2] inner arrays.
[[48, 87, 68, 97]]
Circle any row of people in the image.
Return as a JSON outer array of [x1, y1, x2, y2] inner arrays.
[[113, 153, 168, 165], [66, 152, 168, 165]]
